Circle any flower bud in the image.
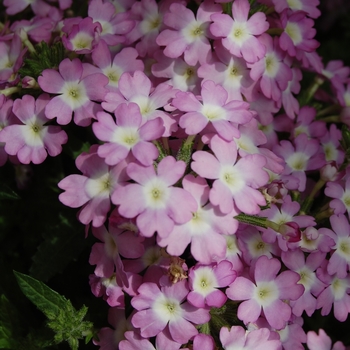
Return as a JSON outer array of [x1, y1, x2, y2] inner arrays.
[[279, 222, 301, 242]]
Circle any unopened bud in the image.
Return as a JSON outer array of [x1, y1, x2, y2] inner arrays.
[[320, 162, 340, 182], [279, 222, 301, 242]]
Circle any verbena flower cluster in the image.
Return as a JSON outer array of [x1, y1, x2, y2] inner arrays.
[[1, 0, 350, 349]]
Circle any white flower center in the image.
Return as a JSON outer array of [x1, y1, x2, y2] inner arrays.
[[71, 32, 93, 50], [193, 267, 217, 296], [153, 295, 182, 322], [220, 165, 245, 192], [63, 82, 88, 109], [112, 127, 140, 149], [143, 179, 169, 208], [265, 54, 279, 77], [230, 22, 249, 45], [254, 281, 278, 306], [85, 172, 113, 197], [286, 152, 308, 171], [285, 22, 302, 45], [201, 104, 226, 121], [23, 120, 45, 147], [287, 0, 303, 10]]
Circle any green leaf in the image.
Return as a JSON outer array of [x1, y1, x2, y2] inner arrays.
[[13, 271, 67, 320], [30, 213, 86, 282], [19, 41, 65, 79], [48, 303, 94, 350], [0, 295, 21, 349], [0, 184, 20, 200], [13, 273, 95, 349]]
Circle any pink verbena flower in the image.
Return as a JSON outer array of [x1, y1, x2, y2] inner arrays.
[[0, 34, 27, 86], [156, 0, 221, 65], [191, 134, 269, 215], [131, 280, 210, 344], [11, 17, 55, 43], [273, 133, 325, 192], [102, 70, 177, 136], [210, 0, 269, 63], [157, 174, 238, 264], [88, 0, 135, 46], [38, 58, 108, 126], [3, 0, 52, 16], [259, 195, 315, 251], [249, 33, 292, 102], [62, 17, 102, 54], [125, 0, 168, 57], [236, 226, 281, 265], [120, 329, 182, 350], [271, 0, 321, 18], [220, 325, 282, 350], [307, 329, 346, 350], [89, 222, 144, 284], [198, 40, 253, 101], [0, 94, 67, 164], [92, 102, 164, 166], [187, 260, 236, 308], [281, 250, 326, 317], [0, 95, 18, 166], [152, 49, 201, 94], [91, 40, 144, 92], [279, 10, 319, 57], [325, 176, 350, 216], [58, 145, 128, 227], [226, 255, 304, 330], [172, 80, 252, 140], [316, 260, 350, 322], [112, 156, 197, 238], [320, 214, 350, 279]]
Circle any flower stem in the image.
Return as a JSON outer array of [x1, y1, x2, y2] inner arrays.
[[299, 178, 326, 215], [235, 213, 268, 229]]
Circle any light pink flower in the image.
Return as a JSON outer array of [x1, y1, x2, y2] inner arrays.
[[173, 80, 252, 140], [325, 175, 350, 216], [38, 58, 108, 126], [93, 103, 164, 166], [220, 325, 282, 350], [91, 40, 144, 91], [62, 17, 101, 54], [102, 70, 177, 136], [198, 40, 253, 101], [281, 250, 326, 317], [307, 329, 346, 350], [210, 0, 269, 63], [156, 0, 221, 65], [131, 280, 210, 344], [191, 134, 269, 215], [249, 33, 292, 102], [112, 156, 197, 238], [279, 10, 319, 57], [157, 174, 238, 264], [58, 145, 129, 227], [321, 214, 350, 279], [187, 260, 236, 308], [316, 260, 350, 322], [226, 255, 304, 330], [0, 94, 67, 164], [88, 0, 135, 46], [273, 133, 326, 192]]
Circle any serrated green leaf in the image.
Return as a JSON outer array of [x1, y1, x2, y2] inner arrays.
[[13, 271, 67, 320], [19, 41, 65, 79], [0, 295, 21, 349]]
